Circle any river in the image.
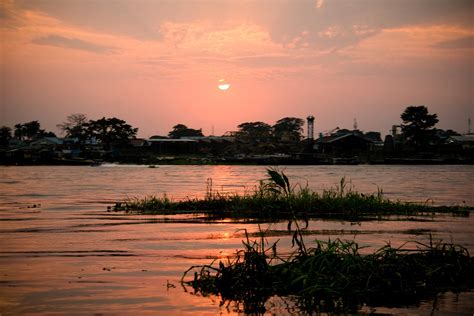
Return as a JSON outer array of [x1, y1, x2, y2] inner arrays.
[[0, 165, 473, 314]]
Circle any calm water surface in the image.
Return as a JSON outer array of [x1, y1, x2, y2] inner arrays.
[[0, 165, 473, 315]]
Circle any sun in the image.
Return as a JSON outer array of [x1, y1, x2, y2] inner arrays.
[[218, 79, 230, 91]]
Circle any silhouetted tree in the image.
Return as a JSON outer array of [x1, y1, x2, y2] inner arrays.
[[24, 121, 42, 140], [14, 124, 25, 140], [57, 113, 89, 143], [13, 121, 53, 141], [237, 122, 272, 141], [42, 131, 57, 137], [231, 121, 275, 154], [273, 117, 304, 142], [168, 124, 203, 138], [401, 106, 439, 146], [86, 117, 138, 149], [0, 126, 12, 146]]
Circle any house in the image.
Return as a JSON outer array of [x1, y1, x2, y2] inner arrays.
[[147, 138, 198, 154], [29, 137, 63, 149], [446, 135, 474, 149], [315, 132, 373, 157], [441, 135, 474, 160], [185, 136, 235, 155], [129, 138, 150, 147]]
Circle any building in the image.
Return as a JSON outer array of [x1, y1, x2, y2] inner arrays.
[[315, 132, 373, 157]]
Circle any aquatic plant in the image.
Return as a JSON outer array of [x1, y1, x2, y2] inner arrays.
[[181, 226, 474, 314], [113, 168, 471, 219], [263, 167, 293, 197]]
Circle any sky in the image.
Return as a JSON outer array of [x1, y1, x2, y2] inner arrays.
[[0, 0, 473, 137]]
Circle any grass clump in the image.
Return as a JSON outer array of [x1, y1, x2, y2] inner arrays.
[[113, 168, 471, 219], [182, 225, 474, 314]]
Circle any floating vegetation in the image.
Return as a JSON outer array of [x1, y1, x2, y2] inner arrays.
[[113, 168, 471, 219], [181, 225, 474, 314]]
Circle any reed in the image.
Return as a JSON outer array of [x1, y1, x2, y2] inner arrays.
[[182, 225, 474, 314], [113, 168, 471, 219]]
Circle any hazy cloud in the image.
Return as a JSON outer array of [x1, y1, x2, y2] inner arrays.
[[0, 0, 24, 29], [32, 34, 114, 54], [14, 0, 473, 47], [230, 54, 325, 68], [433, 35, 474, 49], [315, 0, 324, 9]]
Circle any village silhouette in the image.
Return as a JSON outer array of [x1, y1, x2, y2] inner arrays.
[[1, 105, 472, 165]]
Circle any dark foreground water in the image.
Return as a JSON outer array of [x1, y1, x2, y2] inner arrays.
[[0, 165, 473, 315]]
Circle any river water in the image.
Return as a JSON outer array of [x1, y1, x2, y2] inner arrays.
[[0, 165, 473, 315]]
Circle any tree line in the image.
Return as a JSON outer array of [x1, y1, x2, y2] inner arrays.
[[0, 114, 305, 147], [0, 105, 459, 149], [166, 117, 305, 141], [0, 114, 138, 149]]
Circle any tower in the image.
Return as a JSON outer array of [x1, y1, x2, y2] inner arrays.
[[307, 115, 315, 140]]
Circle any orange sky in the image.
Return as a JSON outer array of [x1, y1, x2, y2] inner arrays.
[[1, 0, 473, 137]]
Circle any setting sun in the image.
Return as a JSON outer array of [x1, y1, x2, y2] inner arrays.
[[218, 79, 230, 91]]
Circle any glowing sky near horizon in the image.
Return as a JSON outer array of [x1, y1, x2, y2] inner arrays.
[[0, 0, 472, 137]]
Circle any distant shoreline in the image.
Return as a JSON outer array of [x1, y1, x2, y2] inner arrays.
[[1, 157, 473, 166]]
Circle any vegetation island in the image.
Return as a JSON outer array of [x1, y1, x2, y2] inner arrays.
[[114, 168, 473, 313], [1, 105, 473, 165]]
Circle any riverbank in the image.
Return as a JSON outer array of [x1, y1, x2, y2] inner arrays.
[[2, 152, 473, 166]]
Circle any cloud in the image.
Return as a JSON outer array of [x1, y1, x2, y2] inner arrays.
[[230, 54, 326, 68], [158, 21, 279, 55], [15, 0, 472, 45], [433, 35, 474, 49], [5, 0, 470, 68], [315, 0, 324, 9], [0, 0, 24, 29], [32, 34, 114, 53]]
